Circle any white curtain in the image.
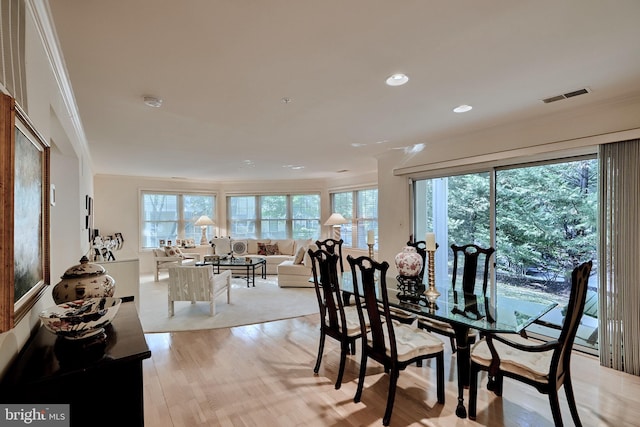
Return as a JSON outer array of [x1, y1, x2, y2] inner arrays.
[[598, 139, 640, 375]]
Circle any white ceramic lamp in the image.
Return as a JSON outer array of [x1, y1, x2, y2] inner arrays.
[[324, 213, 348, 240], [194, 215, 215, 245]]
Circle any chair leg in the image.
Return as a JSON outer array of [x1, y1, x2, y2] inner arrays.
[[382, 369, 399, 426], [335, 343, 349, 389], [548, 389, 564, 427], [313, 330, 326, 374], [564, 375, 582, 427], [436, 352, 445, 404], [468, 363, 479, 420], [354, 348, 368, 403], [494, 373, 504, 396]]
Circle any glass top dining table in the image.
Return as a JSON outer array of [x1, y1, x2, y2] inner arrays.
[[339, 271, 557, 418]]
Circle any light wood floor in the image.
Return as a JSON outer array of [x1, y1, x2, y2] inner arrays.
[[143, 314, 640, 426]]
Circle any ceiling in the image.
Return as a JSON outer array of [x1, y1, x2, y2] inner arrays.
[[46, 0, 640, 182]]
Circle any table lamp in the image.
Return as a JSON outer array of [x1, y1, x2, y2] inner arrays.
[[324, 213, 348, 240], [194, 215, 215, 245]]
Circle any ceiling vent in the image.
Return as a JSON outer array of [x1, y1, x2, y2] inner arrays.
[[542, 88, 590, 104]]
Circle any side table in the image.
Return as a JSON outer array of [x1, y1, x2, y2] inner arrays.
[[1, 299, 151, 426]]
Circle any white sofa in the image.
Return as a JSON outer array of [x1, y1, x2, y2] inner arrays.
[[210, 237, 315, 287]]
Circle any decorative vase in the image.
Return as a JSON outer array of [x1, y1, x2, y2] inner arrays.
[[52, 256, 116, 304], [395, 246, 423, 277]]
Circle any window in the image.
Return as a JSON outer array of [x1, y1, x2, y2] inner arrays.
[[227, 194, 320, 239], [412, 157, 598, 353], [141, 192, 215, 248], [330, 188, 378, 249]]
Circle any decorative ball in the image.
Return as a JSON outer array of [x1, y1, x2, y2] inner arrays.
[[395, 246, 423, 277], [39, 297, 121, 340], [52, 256, 115, 305]]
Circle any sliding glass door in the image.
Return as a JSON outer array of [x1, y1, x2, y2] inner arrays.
[[413, 156, 599, 353], [495, 159, 598, 351]]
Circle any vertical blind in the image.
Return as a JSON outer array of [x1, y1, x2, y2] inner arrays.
[[598, 138, 640, 375]]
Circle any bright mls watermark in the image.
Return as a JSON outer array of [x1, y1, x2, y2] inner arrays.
[[1, 405, 69, 426]]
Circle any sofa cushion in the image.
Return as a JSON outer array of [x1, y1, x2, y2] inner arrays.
[[164, 246, 183, 258], [277, 260, 312, 276], [153, 248, 167, 258], [293, 246, 306, 264], [303, 243, 318, 267], [272, 239, 294, 255], [258, 242, 280, 255], [247, 239, 270, 255], [231, 239, 248, 255], [211, 238, 231, 255]]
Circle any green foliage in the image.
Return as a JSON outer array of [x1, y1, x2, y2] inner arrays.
[[496, 160, 597, 282]]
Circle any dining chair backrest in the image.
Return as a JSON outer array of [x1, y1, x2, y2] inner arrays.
[[316, 238, 344, 272], [451, 243, 495, 297], [553, 260, 592, 384], [309, 248, 346, 337], [347, 255, 396, 361]]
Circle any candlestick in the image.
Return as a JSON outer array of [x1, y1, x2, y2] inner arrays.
[[424, 249, 440, 306], [367, 243, 375, 259]]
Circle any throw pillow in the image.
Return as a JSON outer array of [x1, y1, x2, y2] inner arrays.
[[231, 239, 248, 255], [265, 243, 280, 256], [293, 246, 306, 264], [303, 243, 318, 267], [164, 246, 183, 258], [257, 242, 268, 255]]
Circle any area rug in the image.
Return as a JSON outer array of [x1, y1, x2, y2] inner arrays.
[[138, 273, 318, 333]]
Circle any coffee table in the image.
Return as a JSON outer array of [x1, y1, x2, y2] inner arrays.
[[196, 257, 266, 287]]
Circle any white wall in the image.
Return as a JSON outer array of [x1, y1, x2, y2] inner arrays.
[[0, 4, 94, 377]]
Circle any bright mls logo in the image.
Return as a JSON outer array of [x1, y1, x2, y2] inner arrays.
[[1, 405, 69, 426]]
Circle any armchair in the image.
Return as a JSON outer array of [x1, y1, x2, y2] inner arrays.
[[168, 266, 231, 317], [152, 248, 199, 281], [468, 261, 593, 426]]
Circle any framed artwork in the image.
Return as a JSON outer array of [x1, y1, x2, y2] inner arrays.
[[0, 94, 50, 332]]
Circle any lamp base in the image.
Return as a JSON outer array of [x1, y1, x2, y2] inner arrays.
[[200, 227, 208, 246]]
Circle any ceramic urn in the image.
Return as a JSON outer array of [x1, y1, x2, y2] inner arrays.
[[52, 256, 116, 304], [395, 246, 423, 277]]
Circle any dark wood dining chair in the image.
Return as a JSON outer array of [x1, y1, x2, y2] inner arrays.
[[315, 238, 344, 272], [347, 255, 445, 426], [417, 243, 495, 352], [309, 247, 361, 389], [468, 260, 593, 426]]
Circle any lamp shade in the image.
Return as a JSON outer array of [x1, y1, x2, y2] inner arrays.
[[324, 213, 348, 226], [194, 215, 215, 226]]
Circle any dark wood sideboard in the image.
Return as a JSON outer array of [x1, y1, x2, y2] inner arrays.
[[1, 299, 151, 426]]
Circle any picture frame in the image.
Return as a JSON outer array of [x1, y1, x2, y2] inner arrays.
[[0, 94, 50, 332]]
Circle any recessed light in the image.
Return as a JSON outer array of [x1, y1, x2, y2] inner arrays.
[[143, 96, 163, 108], [453, 104, 473, 113], [386, 73, 409, 87]]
